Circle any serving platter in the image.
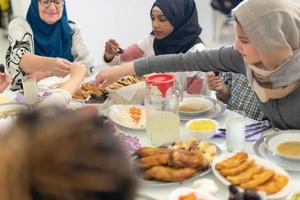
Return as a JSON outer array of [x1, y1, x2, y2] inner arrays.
[[134, 142, 222, 187], [212, 153, 293, 199]]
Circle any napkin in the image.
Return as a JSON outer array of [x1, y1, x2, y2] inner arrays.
[[115, 132, 141, 155], [214, 120, 271, 141], [108, 81, 146, 105]]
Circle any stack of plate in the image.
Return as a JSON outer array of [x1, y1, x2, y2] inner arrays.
[[0, 103, 29, 134], [179, 95, 226, 121], [253, 130, 300, 171]]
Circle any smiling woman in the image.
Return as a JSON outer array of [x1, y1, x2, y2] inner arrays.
[[5, 0, 94, 91]]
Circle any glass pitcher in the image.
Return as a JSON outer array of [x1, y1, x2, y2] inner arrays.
[[145, 73, 181, 146]]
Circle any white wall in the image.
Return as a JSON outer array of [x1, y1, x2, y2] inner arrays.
[[66, 0, 154, 66], [66, 0, 213, 66]]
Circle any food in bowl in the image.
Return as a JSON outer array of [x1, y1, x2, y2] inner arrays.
[[288, 191, 300, 200], [180, 102, 209, 113], [179, 97, 214, 116], [185, 118, 219, 140], [276, 141, 300, 158]]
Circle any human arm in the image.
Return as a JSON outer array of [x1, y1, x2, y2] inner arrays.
[[20, 53, 72, 76], [96, 46, 245, 88], [103, 36, 150, 66], [39, 63, 86, 107], [6, 18, 71, 90], [207, 72, 230, 101]]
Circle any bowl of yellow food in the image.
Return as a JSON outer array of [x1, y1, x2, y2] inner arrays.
[[287, 190, 300, 200], [185, 118, 219, 140]]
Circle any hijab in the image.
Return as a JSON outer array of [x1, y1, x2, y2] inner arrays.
[[151, 0, 202, 55], [232, 0, 300, 102], [26, 0, 73, 61]]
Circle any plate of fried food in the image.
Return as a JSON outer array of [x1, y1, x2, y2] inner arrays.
[[212, 152, 293, 199], [72, 75, 143, 102], [133, 139, 221, 186], [108, 105, 146, 130], [72, 81, 109, 102]]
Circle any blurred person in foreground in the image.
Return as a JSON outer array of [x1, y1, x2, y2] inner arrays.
[[0, 106, 136, 200]]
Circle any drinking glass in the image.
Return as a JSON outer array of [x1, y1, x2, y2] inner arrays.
[[225, 110, 246, 152], [22, 75, 39, 106]]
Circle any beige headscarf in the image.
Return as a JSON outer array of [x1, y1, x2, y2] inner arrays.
[[233, 0, 300, 102]]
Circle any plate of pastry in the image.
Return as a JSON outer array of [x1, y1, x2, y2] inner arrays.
[[212, 152, 293, 199], [133, 139, 221, 186]]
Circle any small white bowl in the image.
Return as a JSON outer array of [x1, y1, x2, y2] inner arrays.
[[287, 189, 300, 200], [185, 118, 219, 140]]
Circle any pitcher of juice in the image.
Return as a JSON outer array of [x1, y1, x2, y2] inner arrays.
[[145, 73, 181, 146]]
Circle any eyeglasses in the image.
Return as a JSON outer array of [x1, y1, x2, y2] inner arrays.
[[39, 0, 65, 8]]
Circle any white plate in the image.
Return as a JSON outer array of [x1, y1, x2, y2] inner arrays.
[[0, 90, 17, 104], [135, 159, 212, 187], [168, 187, 218, 200], [253, 136, 300, 172], [180, 98, 226, 121], [37, 76, 70, 89], [264, 131, 300, 160], [0, 103, 29, 134], [179, 96, 214, 116], [135, 143, 222, 187], [108, 104, 146, 130], [212, 153, 293, 199]]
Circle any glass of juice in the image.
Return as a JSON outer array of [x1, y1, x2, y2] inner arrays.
[[22, 75, 39, 106]]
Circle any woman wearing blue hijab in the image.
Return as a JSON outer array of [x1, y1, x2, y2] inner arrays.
[[6, 0, 93, 91], [102, 0, 208, 94]]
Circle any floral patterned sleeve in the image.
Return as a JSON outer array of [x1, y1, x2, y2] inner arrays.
[[5, 18, 34, 91]]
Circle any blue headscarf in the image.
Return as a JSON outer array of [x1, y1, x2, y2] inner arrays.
[[26, 0, 73, 61], [152, 0, 202, 55]]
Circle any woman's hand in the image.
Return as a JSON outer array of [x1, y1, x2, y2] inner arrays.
[[47, 57, 72, 77], [104, 39, 121, 62], [30, 71, 52, 81], [70, 63, 87, 81], [207, 72, 229, 99], [95, 62, 135, 88], [0, 72, 11, 92]]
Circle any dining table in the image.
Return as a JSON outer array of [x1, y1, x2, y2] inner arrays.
[[118, 110, 300, 200], [1, 75, 299, 200]]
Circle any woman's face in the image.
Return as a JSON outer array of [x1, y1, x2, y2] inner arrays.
[[151, 9, 174, 39], [38, 0, 64, 24], [234, 23, 261, 65]]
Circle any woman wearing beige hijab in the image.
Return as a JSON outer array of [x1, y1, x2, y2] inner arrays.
[[95, 0, 300, 130]]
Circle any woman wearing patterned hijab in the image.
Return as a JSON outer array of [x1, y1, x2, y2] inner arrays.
[[96, 0, 300, 129], [6, 0, 93, 91], [103, 0, 208, 94]]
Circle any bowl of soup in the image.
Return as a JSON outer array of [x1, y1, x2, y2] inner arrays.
[[264, 131, 300, 160]]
